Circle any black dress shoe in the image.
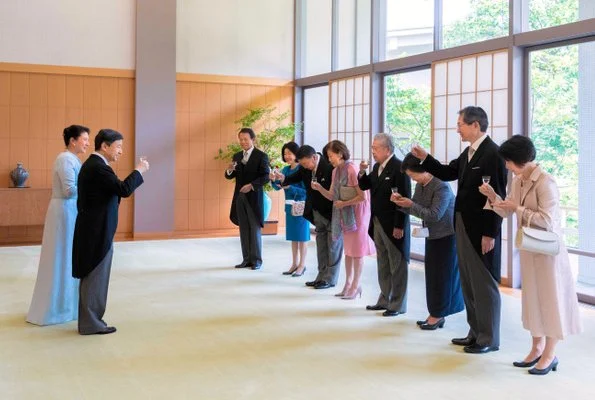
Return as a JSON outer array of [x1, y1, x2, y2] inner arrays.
[[420, 318, 445, 330], [314, 281, 334, 289], [366, 304, 387, 311], [452, 336, 476, 346], [463, 343, 499, 354], [235, 262, 250, 268], [528, 357, 558, 375], [305, 280, 320, 287], [513, 356, 542, 368], [382, 310, 401, 317], [81, 326, 117, 335], [251, 263, 261, 270]]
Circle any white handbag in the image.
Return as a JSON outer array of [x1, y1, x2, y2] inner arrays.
[[515, 213, 560, 256]]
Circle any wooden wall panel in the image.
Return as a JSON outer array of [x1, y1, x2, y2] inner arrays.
[[0, 66, 135, 244], [175, 79, 294, 236]]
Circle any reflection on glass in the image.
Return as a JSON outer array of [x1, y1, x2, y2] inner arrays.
[[442, 0, 508, 49], [384, 0, 434, 61]]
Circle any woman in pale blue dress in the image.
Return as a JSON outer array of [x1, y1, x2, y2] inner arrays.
[[26, 125, 90, 325], [271, 142, 310, 276]]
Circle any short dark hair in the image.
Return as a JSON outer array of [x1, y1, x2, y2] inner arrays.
[[326, 140, 350, 161], [459, 106, 489, 133], [295, 145, 317, 160], [94, 129, 124, 151], [63, 124, 90, 147], [498, 135, 536, 166], [321, 143, 330, 162], [401, 153, 425, 173], [238, 127, 256, 139], [281, 141, 300, 162]]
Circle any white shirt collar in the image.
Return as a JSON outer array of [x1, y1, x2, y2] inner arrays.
[[243, 147, 254, 158], [93, 152, 109, 165], [470, 134, 488, 152], [380, 154, 393, 170]]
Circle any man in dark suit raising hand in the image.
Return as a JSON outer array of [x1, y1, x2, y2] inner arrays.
[[412, 106, 507, 354]]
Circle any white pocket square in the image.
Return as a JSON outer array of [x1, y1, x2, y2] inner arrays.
[[472, 166, 480, 170], [384, 177, 390, 180]]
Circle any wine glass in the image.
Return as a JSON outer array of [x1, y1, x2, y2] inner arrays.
[[311, 176, 318, 183], [391, 186, 399, 195], [482, 175, 491, 185]]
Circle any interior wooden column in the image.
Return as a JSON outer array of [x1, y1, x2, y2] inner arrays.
[[134, 0, 176, 237]]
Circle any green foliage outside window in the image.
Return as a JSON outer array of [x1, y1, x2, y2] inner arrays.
[[384, 0, 581, 246]]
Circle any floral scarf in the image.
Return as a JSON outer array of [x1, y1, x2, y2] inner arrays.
[[331, 162, 357, 240]]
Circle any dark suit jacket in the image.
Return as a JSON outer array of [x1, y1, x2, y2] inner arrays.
[[358, 155, 411, 262], [422, 136, 507, 281], [282, 153, 334, 224], [72, 154, 144, 278], [225, 148, 270, 227]]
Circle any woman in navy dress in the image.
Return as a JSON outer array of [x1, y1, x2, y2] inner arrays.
[[271, 142, 310, 276], [26, 125, 90, 325]]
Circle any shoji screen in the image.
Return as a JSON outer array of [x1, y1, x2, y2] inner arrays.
[[329, 74, 370, 162], [432, 50, 510, 280], [432, 50, 508, 163]]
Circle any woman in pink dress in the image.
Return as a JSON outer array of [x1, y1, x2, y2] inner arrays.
[[312, 140, 374, 299]]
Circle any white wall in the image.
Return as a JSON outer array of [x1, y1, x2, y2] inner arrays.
[[0, 0, 136, 69], [177, 0, 294, 79]]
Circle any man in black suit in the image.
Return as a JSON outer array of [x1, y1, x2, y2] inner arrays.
[[358, 133, 411, 316], [72, 129, 147, 335], [412, 106, 507, 354], [278, 145, 343, 289], [225, 128, 270, 270]]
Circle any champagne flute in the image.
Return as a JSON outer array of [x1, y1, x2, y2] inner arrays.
[[482, 175, 491, 185]]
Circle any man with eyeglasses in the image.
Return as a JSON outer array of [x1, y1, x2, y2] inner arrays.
[[412, 106, 507, 354]]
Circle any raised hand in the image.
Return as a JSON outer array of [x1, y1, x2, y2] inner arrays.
[[411, 145, 428, 161]]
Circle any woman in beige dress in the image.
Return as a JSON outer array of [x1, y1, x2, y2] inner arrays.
[[480, 135, 581, 376]]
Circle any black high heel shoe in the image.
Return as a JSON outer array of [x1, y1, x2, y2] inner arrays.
[[419, 317, 445, 330], [416, 319, 428, 326], [513, 355, 541, 368], [292, 267, 306, 277], [528, 357, 558, 375], [282, 267, 298, 275]]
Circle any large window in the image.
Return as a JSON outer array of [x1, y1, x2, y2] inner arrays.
[[526, 0, 594, 31], [299, 0, 332, 77], [303, 86, 330, 153], [337, 0, 371, 70], [442, 0, 509, 49], [384, 69, 431, 158], [383, 0, 434, 61], [529, 41, 595, 298], [384, 69, 432, 256]]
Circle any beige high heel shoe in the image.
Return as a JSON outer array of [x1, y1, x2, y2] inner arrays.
[[341, 287, 362, 300]]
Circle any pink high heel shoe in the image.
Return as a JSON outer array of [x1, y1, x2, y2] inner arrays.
[[341, 287, 362, 300]]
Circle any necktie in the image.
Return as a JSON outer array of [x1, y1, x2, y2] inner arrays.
[[378, 164, 384, 176], [468, 147, 475, 162], [242, 150, 249, 164]]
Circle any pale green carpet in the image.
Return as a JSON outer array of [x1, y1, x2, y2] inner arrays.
[[1, 235, 593, 399]]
